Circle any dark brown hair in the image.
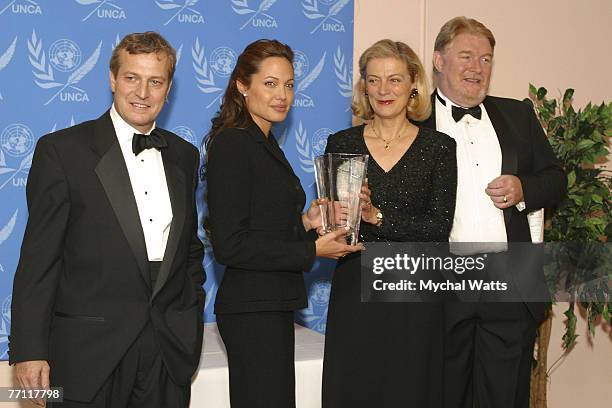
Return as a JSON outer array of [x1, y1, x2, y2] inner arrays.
[[204, 39, 294, 151], [110, 31, 177, 79]]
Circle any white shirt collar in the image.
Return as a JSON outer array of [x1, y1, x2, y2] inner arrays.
[[436, 88, 484, 110], [109, 104, 156, 145]]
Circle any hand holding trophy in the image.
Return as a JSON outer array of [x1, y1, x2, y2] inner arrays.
[[314, 153, 369, 245]]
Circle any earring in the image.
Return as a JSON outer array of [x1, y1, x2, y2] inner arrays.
[[364, 91, 368, 96], [409, 88, 419, 99], [242, 93, 247, 97]]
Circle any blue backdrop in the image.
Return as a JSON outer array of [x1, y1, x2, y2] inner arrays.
[[0, 0, 354, 359]]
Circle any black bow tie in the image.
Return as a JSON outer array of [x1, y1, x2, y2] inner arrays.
[[132, 129, 167, 156], [435, 92, 482, 122], [452, 105, 482, 122]]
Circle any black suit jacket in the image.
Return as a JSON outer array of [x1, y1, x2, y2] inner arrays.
[[9, 111, 205, 401], [419, 93, 567, 320], [207, 124, 316, 315]]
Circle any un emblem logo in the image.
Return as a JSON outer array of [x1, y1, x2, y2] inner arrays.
[[171, 125, 197, 146], [49, 39, 81, 72], [192, 38, 233, 109], [209, 47, 237, 78], [311, 128, 332, 156], [310, 279, 331, 307], [1, 124, 34, 158], [292, 51, 309, 81], [298, 277, 331, 333], [0, 124, 34, 190], [293, 52, 326, 109], [28, 31, 101, 105]]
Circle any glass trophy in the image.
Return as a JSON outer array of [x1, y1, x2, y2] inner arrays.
[[314, 153, 368, 245]]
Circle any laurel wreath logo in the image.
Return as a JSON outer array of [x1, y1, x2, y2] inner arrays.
[[111, 33, 120, 52], [0, 294, 11, 359], [50, 116, 76, 134], [0, 149, 33, 191], [75, 0, 123, 22], [302, 0, 349, 34], [231, 0, 277, 30], [0, 209, 17, 245], [296, 52, 326, 100], [155, 0, 201, 26], [295, 121, 315, 174], [0, 36, 17, 101], [334, 46, 352, 97], [192, 37, 224, 109], [28, 30, 102, 106]]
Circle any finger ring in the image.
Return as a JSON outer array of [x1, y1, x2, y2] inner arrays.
[[503, 195, 508, 203]]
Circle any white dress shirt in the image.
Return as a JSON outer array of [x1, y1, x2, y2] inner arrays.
[[435, 90, 508, 244], [110, 105, 173, 261]]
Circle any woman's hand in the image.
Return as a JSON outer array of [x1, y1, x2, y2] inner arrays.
[[360, 180, 379, 225], [315, 228, 364, 259], [303, 198, 325, 231]]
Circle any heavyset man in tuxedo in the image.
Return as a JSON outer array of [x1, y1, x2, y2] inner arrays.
[[420, 17, 567, 408], [10, 32, 205, 407]]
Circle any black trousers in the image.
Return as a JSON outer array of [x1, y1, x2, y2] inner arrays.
[[217, 311, 295, 408], [50, 322, 190, 408], [443, 302, 537, 408]]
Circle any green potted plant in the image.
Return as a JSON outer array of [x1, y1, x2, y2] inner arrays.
[[525, 85, 611, 407]]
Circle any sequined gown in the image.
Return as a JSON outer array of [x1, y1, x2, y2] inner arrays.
[[322, 124, 457, 408]]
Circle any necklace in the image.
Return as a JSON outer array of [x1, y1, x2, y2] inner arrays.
[[371, 123, 405, 149]]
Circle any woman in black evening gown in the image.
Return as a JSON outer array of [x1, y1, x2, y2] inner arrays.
[[322, 39, 457, 407]]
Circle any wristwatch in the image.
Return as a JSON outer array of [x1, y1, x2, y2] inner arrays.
[[375, 210, 383, 227]]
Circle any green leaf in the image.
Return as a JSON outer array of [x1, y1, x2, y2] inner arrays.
[[567, 171, 576, 188], [529, 84, 537, 97], [537, 86, 548, 100], [592, 194, 603, 204], [576, 139, 595, 150], [563, 88, 575, 103]]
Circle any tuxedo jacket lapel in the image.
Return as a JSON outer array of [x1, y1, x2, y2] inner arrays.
[[152, 147, 186, 298], [92, 112, 151, 288]]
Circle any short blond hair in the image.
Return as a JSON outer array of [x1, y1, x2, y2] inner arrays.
[[434, 16, 495, 53], [352, 39, 431, 121]]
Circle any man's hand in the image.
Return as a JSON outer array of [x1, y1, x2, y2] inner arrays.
[[485, 175, 524, 209], [15, 360, 50, 407]]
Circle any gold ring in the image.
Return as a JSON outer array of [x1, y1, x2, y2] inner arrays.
[[503, 195, 508, 203]]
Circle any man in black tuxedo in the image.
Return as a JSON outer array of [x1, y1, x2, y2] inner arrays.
[[419, 17, 566, 408], [9, 32, 205, 407]]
